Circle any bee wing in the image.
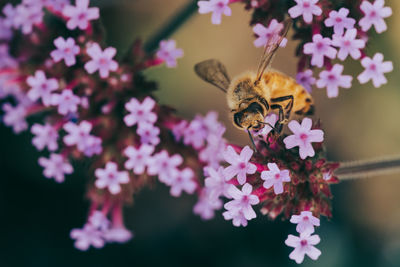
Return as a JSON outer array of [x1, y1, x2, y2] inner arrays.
[[194, 59, 230, 93], [255, 19, 292, 83]]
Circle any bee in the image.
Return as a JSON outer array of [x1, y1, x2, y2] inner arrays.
[[194, 19, 314, 145]]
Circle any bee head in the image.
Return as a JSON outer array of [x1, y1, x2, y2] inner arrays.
[[233, 102, 265, 131]]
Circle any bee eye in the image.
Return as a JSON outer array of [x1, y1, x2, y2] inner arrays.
[[233, 112, 244, 128]]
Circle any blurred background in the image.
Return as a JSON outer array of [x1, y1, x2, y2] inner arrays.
[[1, 0, 400, 266]]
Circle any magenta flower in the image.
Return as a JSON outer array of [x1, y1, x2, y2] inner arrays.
[[359, 0, 392, 33], [290, 211, 320, 234], [254, 113, 278, 137], [316, 64, 352, 98], [31, 123, 59, 151], [2, 103, 28, 134], [303, 34, 337, 67], [332, 29, 366, 61], [147, 150, 183, 184], [283, 118, 324, 159], [261, 163, 291, 195], [169, 168, 197, 197], [357, 53, 393, 88], [84, 43, 118, 78], [94, 162, 130, 195], [26, 70, 59, 106], [51, 37, 80, 66], [224, 183, 259, 223], [124, 97, 157, 127], [51, 89, 81, 115], [324, 8, 356, 35], [156, 40, 184, 68], [38, 153, 73, 183], [62, 0, 100, 30], [223, 145, 257, 185], [296, 70, 316, 93], [285, 232, 321, 264], [123, 144, 155, 175], [193, 189, 222, 220], [204, 166, 230, 200], [137, 123, 160, 146], [288, 0, 322, 24], [70, 224, 104, 251], [253, 19, 287, 48], [197, 0, 231, 25], [14, 3, 44, 34]]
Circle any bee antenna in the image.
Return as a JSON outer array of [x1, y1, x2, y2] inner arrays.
[[247, 128, 258, 152]]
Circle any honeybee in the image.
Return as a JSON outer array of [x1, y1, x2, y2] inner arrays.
[[194, 19, 314, 144]]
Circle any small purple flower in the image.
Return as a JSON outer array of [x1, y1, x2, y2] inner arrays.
[[70, 224, 104, 251], [123, 144, 155, 175], [285, 232, 321, 264], [204, 166, 230, 200], [0, 44, 17, 69], [223, 145, 257, 185], [63, 120, 92, 149], [223, 183, 259, 224], [253, 19, 287, 48], [14, 3, 44, 34], [172, 120, 188, 141], [94, 162, 130, 195], [51, 37, 80, 66], [2, 103, 28, 134], [332, 29, 366, 61], [156, 40, 184, 68], [223, 209, 248, 227], [316, 64, 352, 98], [0, 18, 12, 41], [290, 211, 320, 234], [182, 117, 208, 149], [26, 70, 59, 106], [38, 153, 73, 183], [62, 0, 100, 30], [193, 189, 222, 220], [197, 0, 231, 25], [357, 53, 393, 88], [359, 0, 392, 34], [84, 43, 118, 78], [283, 118, 324, 159], [147, 150, 183, 184], [169, 168, 197, 197], [88, 211, 110, 231], [199, 129, 227, 168], [261, 163, 291, 195], [303, 34, 337, 68], [137, 123, 160, 146], [31, 123, 59, 151], [103, 227, 133, 243], [2, 4, 17, 29], [45, 0, 70, 12], [51, 89, 81, 115], [324, 8, 356, 35], [81, 135, 102, 157], [288, 0, 322, 24], [296, 70, 316, 93], [253, 113, 278, 137], [124, 97, 157, 127]]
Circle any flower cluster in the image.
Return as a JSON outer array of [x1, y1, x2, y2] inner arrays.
[[198, 0, 393, 97]]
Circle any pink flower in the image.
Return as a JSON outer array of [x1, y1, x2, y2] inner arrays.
[[261, 163, 291, 194], [2, 103, 28, 133], [94, 162, 130, 194], [137, 123, 160, 146], [223, 183, 259, 224], [332, 29, 366, 61], [156, 40, 183, 68], [26, 70, 59, 106], [88, 211, 109, 231], [103, 227, 133, 243], [63, 120, 92, 148], [359, 0, 392, 33], [316, 64, 352, 98], [290, 211, 320, 234], [81, 135, 102, 157], [182, 117, 208, 149], [0, 18, 12, 41], [253, 113, 278, 137], [288, 0, 322, 24], [0, 44, 17, 69], [70, 224, 104, 251], [169, 168, 197, 197], [357, 53, 393, 88], [51, 89, 81, 115], [147, 150, 183, 184], [324, 8, 356, 35], [283, 118, 324, 159], [38, 153, 73, 183], [223, 145, 257, 185], [84, 43, 118, 78], [50, 37, 80, 66], [223, 209, 248, 227], [123, 144, 155, 175], [303, 34, 337, 67], [193, 189, 222, 220], [253, 19, 287, 48], [2, 4, 17, 29], [197, 0, 231, 25], [124, 97, 157, 127], [62, 0, 99, 30], [204, 166, 231, 200], [296, 70, 316, 93], [14, 3, 44, 34], [285, 232, 321, 264], [31, 123, 59, 151]]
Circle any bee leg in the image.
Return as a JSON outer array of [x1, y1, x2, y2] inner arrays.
[[271, 95, 294, 122], [270, 104, 285, 134]]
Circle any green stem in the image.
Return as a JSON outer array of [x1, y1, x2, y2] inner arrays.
[[143, 0, 199, 53], [335, 155, 400, 181]]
